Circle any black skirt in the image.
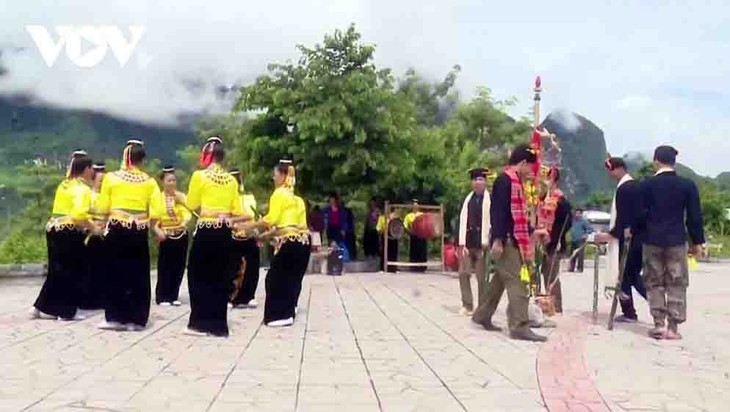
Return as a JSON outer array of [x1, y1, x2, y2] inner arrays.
[[155, 231, 189, 304], [363, 227, 380, 258], [230, 238, 261, 305], [409, 235, 428, 272], [264, 240, 304, 324], [104, 222, 151, 327], [187, 225, 233, 336], [34, 228, 87, 319], [79, 234, 106, 310], [292, 238, 311, 311]]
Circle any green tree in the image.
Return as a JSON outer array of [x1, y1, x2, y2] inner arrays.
[[232, 24, 417, 201]]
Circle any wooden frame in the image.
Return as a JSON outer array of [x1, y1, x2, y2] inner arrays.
[[383, 201, 445, 273]]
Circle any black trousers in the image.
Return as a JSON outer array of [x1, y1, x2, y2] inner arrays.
[[104, 223, 151, 327], [79, 235, 106, 310], [293, 240, 311, 312], [35, 229, 86, 319], [155, 232, 189, 304], [187, 226, 233, 336], [230, 238, 261, 305], [381, 238, 399, 272], [363, 228, 379, 257], [619, 239, 648, 319], [264, 241, 305, 324], [409, 235, 428, 272]]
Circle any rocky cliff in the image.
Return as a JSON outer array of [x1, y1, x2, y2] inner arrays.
[[541, 111, 614, 202]]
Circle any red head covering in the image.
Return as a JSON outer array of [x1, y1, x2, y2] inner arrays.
[[199, 136, 223, 168]]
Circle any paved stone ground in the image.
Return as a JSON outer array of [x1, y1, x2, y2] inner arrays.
[[1, 261, 728, 412]]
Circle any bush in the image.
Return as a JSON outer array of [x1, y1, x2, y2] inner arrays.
[[0, 229, 47, 264]]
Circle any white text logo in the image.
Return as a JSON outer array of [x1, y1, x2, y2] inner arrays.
[[25, 25, 147, 68]]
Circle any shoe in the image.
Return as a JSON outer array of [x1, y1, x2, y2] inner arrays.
[[246, 299, 258, 308], [510, 328, 547, 342], [266, 318, 294, 327], [227, 303, 234, 309], [172, 300, 182, 306], [666, 322, 682, 340], [159, 302, 172, 307], [477, 321, 503, 332], [614, 315, 638, 323], [534, 319, 557, 329], [182, 327, 208, 337], [29, 307, 57, 320], [97, 321, 125, 331], [60, 313, 87, 321], [648, 325, 666, 339], [126, 323, 144, 332], [458, 307, 473, 316]]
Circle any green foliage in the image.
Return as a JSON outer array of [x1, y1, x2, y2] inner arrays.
[[583, 190, 612, 211]]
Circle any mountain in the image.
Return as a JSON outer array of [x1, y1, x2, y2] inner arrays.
[[541, 112, 614, 202], [0, 95, 195, 168]]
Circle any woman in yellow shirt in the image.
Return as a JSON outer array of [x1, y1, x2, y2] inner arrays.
[[96, 140, 161, 332], [184, 137, 241, 337], [243, 160, 308, 327], [31, 151, 99, 321], [229, 168, 260, 309], [152, 165, 191, 307], [78, 162, 107, 312]]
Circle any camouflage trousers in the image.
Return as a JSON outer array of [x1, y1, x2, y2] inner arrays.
[[643, 244, 689, 326]]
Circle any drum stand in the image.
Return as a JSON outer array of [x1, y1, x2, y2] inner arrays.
[[383, 201, 445, 273]]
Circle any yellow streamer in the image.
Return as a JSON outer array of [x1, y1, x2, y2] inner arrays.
[[520, 265, 531, 283], [688, 256, 698, 270]]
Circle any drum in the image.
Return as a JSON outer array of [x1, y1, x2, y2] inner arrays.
[[412, 213, 442, 240], [443, 244, 458, 272], [387, 217, 405, 239]]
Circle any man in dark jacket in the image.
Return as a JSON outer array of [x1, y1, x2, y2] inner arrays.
[[595, 157, 647, 323], [639, 145, 705, 340]]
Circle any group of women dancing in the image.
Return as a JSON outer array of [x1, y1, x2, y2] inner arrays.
[[30, 137, 311, 336]]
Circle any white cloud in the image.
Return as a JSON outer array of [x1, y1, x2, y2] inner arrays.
[[0, 0, 728, 174]]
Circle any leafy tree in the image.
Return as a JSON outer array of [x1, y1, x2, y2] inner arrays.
[[232, 24, 417, 202]]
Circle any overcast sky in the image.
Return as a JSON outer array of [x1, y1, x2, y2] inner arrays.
[[1, 0, 728, 175]]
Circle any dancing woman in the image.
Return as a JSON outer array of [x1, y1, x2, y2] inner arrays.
[[243, 160, 308, 327], [31, 151, 99, 321], [97, 140, 161, 331], [404, 200, 427, 272], [152, 166, 191, 306], [229, 168, 261, 309], [79, 162, 107, 311], [184, 137, 241, 337]]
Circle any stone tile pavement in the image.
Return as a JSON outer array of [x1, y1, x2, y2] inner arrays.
[[0, 261, 728, 411]]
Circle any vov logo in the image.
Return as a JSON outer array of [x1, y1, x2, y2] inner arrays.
[[25, 26, 149, 68]]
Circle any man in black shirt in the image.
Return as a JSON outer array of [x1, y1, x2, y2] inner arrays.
[[457, 168, 491, 316], [640, 146, 705, 340], [472, 144, 548, 342], [595, 157, 647, 323]]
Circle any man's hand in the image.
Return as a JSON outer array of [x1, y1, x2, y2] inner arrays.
[[690, 244, 705, 259], [490, 240, 504, 260]]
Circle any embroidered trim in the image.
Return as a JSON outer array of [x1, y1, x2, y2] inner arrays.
[[164, 228, 187, 239], [273, 233, 310, 255], [203, 164, 235, 186], [164, 194, 179, 223], [113, 169, 151, 184], [196, 220, 230, 229], [46, 216, 79, 232], [108, 217, 149, 230]]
